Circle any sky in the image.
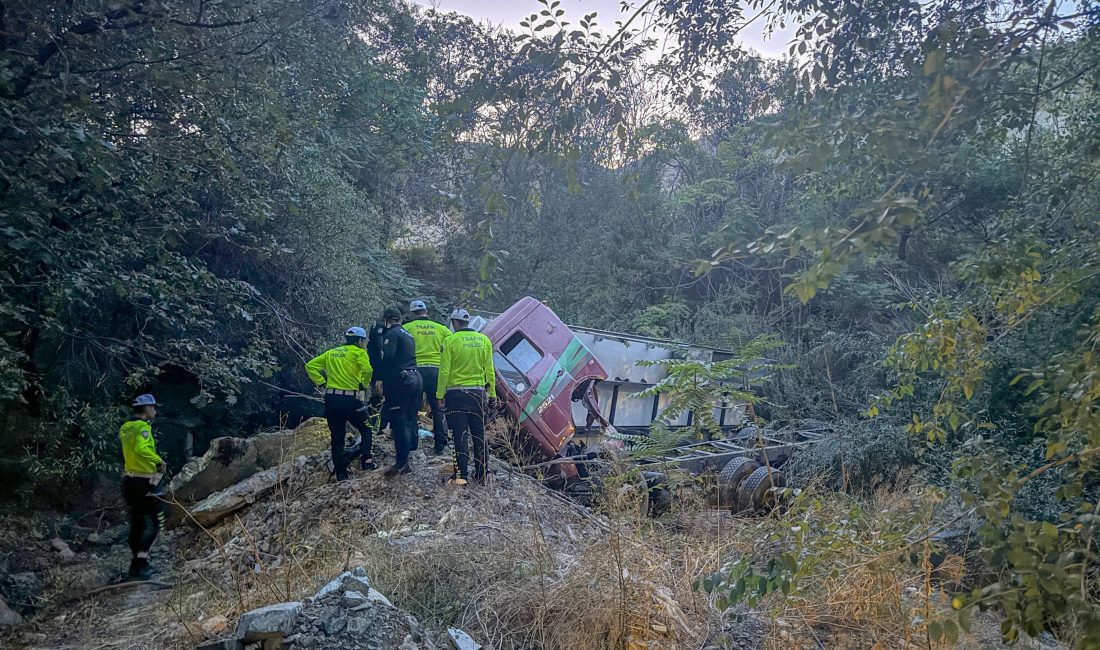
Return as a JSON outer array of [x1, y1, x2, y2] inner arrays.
[[413, 0, 794, 59]]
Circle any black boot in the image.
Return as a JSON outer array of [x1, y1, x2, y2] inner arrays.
[[127, 557, 142, 579], [128, 556, 153, 580], [383, 463, 411, 478]]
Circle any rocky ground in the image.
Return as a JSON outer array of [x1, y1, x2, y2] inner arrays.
[[0, 418, 1072, 650], [0, 419, 718, 649]]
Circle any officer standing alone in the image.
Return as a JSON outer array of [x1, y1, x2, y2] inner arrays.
[[305, 327, 376, 481], [119, 393, 166, 579], [437, 308, 496, 484], [378, 307, 422, 477], [405, 300, 452, 455]]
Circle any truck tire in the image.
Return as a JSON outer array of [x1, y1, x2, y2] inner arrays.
[[717, 457, 759, 510], [642, 471, 672, 516], [565, 477, 599, 508], [736, 466, 787, 514]]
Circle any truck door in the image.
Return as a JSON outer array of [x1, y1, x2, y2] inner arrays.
[[499, 330, 577, 451]]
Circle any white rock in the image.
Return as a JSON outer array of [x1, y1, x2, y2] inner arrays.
[[309, 569, 372, 602], [366, 588, 392, 607], [447, 627, 482, 650]]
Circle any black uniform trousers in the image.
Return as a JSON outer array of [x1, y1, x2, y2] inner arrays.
[[417, 366, 448, 451], [445, 388, 488, 480], [385, 369, 423, 468], [122, 476, 163, 557], [324, 393, 373, 478]]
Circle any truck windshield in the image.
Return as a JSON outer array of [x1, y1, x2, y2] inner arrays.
[[493, 352, 529, 394], [501, 332, 542, 373]]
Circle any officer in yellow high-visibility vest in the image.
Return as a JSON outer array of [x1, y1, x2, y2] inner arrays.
[[437, 308, 496, 484], [405, 299, 452, 455], [305, 327, 375, 481], [119, 393, 166, 579]]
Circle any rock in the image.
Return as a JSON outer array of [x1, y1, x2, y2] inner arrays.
[[342, 591, 367, 608], [366, 588, 392, 607], [201, 614, 230, 637], [194, 639, 243, 650], [235, 601, 302, 642], [85, 532, 109, 546], [252, 424, 328, 469], [50, 538, 75, 560], [313, 606, 347, 635], [310, 567, 372, 602], [346, 615, 370, 635], [170, 437, 259, 503], [185, 462, 298, 528], [0, 595, 23, 628], [447, 628, 481, 650], [9, 572, 39, 588]]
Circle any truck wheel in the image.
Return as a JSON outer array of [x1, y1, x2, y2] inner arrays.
[[717, 457, 759, 510], [565, 477, 599, 508], [642, 471, 672, 516], [736, 466, 787, 514]]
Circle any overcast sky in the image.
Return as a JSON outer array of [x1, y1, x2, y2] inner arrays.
[[413, 0, 794, 59]]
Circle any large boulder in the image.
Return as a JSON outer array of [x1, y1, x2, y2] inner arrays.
[[0, 595, 23, 629], [183, 461, 297, 528], [235, 601, 302, 642], [170, 437, 259, 503], [252, 420, 329, 469]]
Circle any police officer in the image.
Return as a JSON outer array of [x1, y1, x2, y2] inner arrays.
[[378, 307, 422, 477], [365, 316, 389, 434], [437, 308, 496, 484], [305, 327, 376, 481], [405, 299, 452, 455], [119, 393, 166, 579]]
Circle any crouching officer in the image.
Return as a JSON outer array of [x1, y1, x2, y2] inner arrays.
[[437, 308, 496, 484], [305, 327, 376, 481], [405, 299, 452, 455], [119, 394, 166, 579], [378, 307, 422, 477]]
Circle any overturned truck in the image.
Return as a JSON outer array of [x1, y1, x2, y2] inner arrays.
[[476, 297, 823, 514]]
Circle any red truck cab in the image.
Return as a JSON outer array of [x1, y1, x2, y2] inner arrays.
[[482, 297, 609, 470]]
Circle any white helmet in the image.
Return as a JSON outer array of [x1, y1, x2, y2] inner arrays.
[[450, 308, 471, 322], [409, 299, 427, 312]]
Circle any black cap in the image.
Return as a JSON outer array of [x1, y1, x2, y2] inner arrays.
[[382, 307, 402, 321]]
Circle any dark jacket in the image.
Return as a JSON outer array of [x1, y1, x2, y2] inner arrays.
[[378, 325, 417, 382], [366, 319, 386, 370]]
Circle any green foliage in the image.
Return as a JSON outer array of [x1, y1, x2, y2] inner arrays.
[[0, 0, 490, 488], [488, 0, 1100, 644], [634, 335, 786, 438]]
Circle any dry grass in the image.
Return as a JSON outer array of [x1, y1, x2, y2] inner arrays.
[[14, 421, 1037, 650], [149, 444, 730, 650]]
